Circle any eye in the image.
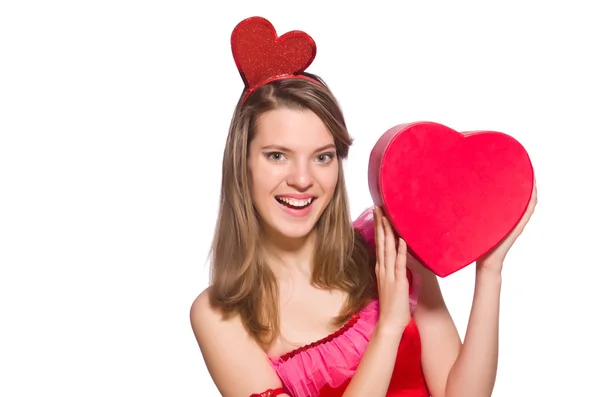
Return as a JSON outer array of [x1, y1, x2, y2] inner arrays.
[[315, 152, 335, 164], [263, 151, 287, 162]]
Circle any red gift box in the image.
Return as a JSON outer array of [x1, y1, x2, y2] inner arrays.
[[367, 121, 535, 277]]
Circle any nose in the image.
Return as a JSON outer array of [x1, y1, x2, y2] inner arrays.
[[286, 159, 313, 191]]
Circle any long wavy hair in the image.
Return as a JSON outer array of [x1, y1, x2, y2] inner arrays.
[[208, 74, 376, 345]]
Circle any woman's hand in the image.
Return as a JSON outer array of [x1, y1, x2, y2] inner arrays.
[[373, 207, 411, 337], [477, 181, 538, 273]]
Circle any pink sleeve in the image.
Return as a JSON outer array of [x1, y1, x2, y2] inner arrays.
[[352, 206, 421, 312], [352, 206, 377, 248]]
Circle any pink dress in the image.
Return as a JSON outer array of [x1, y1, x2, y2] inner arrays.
[[267, 208, 431, 397]]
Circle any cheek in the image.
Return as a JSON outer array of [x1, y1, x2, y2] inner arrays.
[[318, 165, 339, 194], [250, 163, 286, 195]]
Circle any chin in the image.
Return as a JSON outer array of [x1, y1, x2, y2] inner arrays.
[[275, 223, 317, 240]]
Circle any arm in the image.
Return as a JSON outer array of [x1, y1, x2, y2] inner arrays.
[[409, 257, 501, 397], [343, 208, 412, 396], [353, 206, 496, 396], [341, 326, 404, 396], [444, 266, 502, 397], [407, 255, 462, 397], [190, 288, 290, 397], [411, 183, 537, 397]]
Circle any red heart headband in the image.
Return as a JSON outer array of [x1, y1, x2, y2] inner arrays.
[[231, 16, 321, 104]]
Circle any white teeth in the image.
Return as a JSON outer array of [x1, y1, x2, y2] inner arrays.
[[277, 196, 313, 207]]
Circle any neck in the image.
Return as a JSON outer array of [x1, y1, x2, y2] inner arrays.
[[262, 229, 317, 279]]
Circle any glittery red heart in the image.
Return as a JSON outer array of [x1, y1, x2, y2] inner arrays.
[[231, 16, 316, 93], [368, 121, 535, 277]]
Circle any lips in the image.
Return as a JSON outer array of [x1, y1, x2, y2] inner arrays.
[[275, 195, 315, 209]]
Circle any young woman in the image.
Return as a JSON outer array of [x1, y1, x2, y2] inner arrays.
[[190, 17, 537, 397]]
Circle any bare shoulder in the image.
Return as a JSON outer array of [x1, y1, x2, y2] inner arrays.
[[189, 286, 226, 337], [190, 287, 289, 397]]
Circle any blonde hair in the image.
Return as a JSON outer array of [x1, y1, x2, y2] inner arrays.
[[208, 75, 376, 345]]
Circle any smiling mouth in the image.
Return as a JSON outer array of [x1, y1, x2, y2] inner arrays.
[[275, 196, 315, 209]]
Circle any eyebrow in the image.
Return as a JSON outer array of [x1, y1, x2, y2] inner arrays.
[[261, 144, 336, 153]]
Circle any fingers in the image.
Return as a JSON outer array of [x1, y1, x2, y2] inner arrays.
[[519, 183, 538, 228], [374, 208, 410, 291], [374, 207, 385, 277], [382, 215, 396, 275], [395, 238, 407, 280]]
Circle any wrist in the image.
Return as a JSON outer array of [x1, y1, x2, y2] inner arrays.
[[373, 322, 406, 342], [475, 264, 503, 284]]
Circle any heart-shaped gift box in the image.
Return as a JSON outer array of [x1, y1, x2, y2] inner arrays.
[[367, 121, 535, 277]]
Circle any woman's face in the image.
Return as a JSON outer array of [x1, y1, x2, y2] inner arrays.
[[248, 107, 339, 241]]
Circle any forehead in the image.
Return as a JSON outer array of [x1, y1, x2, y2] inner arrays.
[[253, 107, 334, 150]]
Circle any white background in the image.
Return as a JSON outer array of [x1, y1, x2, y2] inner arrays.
[[1, 1, 598, 396]]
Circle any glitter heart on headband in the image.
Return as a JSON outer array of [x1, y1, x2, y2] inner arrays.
[[231, 16, 320, 104]]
